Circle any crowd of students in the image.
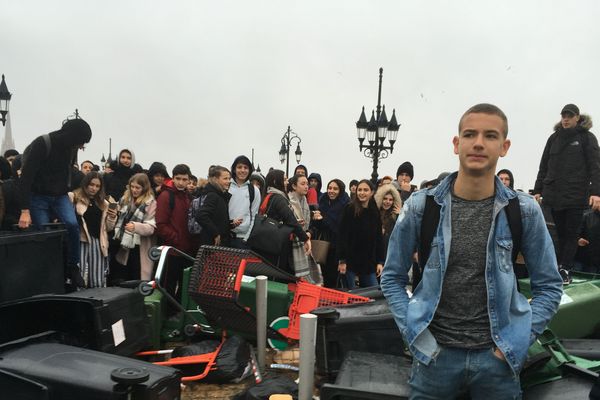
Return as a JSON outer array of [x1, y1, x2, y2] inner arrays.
[[0, 124, 420, 295], [1, 108, 599, 301]]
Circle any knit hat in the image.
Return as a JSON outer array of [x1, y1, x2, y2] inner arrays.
[[396, 161, 414, 180], [250, 172, 265, 187]]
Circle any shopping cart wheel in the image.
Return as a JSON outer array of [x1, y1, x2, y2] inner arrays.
[[148, 246, 162, 262], [138, 281, 154, 296], [110, 367, 150, 385]]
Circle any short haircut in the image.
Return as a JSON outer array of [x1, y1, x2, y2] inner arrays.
[[208, 165, 230, 179], [458, 103, 508, 138], [172, 163, 192, 178], [81, 160, 94, 167]]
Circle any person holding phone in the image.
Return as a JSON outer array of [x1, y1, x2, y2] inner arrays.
[[69, 172, 117, 288], [111, 173, 157, 283]]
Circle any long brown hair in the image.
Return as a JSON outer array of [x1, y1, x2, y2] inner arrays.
[[351, 179, 377, 216], [72, 171, 106, 210], [121, 173, 154, 206]]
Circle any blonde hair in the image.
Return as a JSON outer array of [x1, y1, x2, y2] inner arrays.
[[121, 173, 154, 206]]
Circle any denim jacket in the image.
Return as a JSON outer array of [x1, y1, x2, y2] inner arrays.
[[381, 172, 563, 374]]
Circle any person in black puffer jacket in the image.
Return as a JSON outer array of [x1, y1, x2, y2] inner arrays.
[[534, 104, 600, 282]]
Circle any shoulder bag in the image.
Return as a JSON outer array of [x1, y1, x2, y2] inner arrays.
[[247, 193, 294, 255]]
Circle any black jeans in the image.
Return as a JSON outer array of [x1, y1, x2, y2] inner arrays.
[[549, 207, 584, 268], [164, 255, 190, 307]]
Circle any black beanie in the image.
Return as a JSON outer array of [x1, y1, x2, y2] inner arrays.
[[396, 161, 414, 180]]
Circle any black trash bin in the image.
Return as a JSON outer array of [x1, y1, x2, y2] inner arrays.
[[0, 229, 66, 303], [0, 341, 181, 400], [314, 297, 405, 379], [0, 287, 150, 356], [320, 351, 411, 400]]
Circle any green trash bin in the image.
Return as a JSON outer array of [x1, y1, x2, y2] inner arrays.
[[238, 276, 294, 348], [519, 272, 600, 338]]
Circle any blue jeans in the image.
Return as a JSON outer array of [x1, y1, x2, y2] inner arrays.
[[409, 346, 521, 400], [344, 270, 378, 289], [29, 194, 80, 266]]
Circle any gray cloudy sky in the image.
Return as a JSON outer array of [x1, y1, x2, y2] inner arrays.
[[2, 0, 600, 190]]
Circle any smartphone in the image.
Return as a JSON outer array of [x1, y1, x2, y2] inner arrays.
[[108, 202, 118, 211]]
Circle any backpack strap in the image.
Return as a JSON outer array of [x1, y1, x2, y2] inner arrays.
[[41, 134, 51, 158], [259, 193, 273, 215], [505, 196, 522, 264], [248, 183, 256, 216], [248, 183, 255, 205], [168, 190, 175, 211], [505, 196, 526, 285], [416, 195, 440, 289]]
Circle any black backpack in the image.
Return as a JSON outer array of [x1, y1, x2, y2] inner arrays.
[[414, 195, 523, 290]]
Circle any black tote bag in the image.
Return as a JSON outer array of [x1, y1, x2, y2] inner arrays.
[[247, 194, 294, 255]]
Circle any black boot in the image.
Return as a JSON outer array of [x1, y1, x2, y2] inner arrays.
[[65, 263, 85, 291]]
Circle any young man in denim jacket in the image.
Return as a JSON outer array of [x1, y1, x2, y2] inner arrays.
[[381, 103, 563, 399]]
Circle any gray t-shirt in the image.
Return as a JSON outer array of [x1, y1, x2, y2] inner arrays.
[[428, 193, 495, 348]]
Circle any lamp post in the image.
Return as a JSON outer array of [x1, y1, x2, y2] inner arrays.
[[356, 68, 401, 185], [0, 75, 12, 127], [279, 126, 302, 177]]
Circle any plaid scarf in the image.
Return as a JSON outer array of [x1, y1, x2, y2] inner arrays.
[[113, 201, 147, 249]]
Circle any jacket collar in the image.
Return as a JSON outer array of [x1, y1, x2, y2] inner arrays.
[[430, 171, 516, 205]]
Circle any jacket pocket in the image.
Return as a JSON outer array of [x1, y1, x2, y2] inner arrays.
[[496, 238, 513, 273]]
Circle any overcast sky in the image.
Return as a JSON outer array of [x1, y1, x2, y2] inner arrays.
[[2, 0, 599, 190]]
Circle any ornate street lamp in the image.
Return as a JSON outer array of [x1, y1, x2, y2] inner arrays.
[[279, 126, 302, 177], [0, 75, 12, 127], [356, 68, 401, 184]]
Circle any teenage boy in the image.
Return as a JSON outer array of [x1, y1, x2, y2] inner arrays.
[[381, 104, 563, 399], [392, 161, 417, 202], [228, 156, 261, 249], [156, 164, 199, 307]]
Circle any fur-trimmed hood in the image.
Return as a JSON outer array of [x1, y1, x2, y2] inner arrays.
[[554, 114, 593, 131], [374, 184, 402, 209]]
